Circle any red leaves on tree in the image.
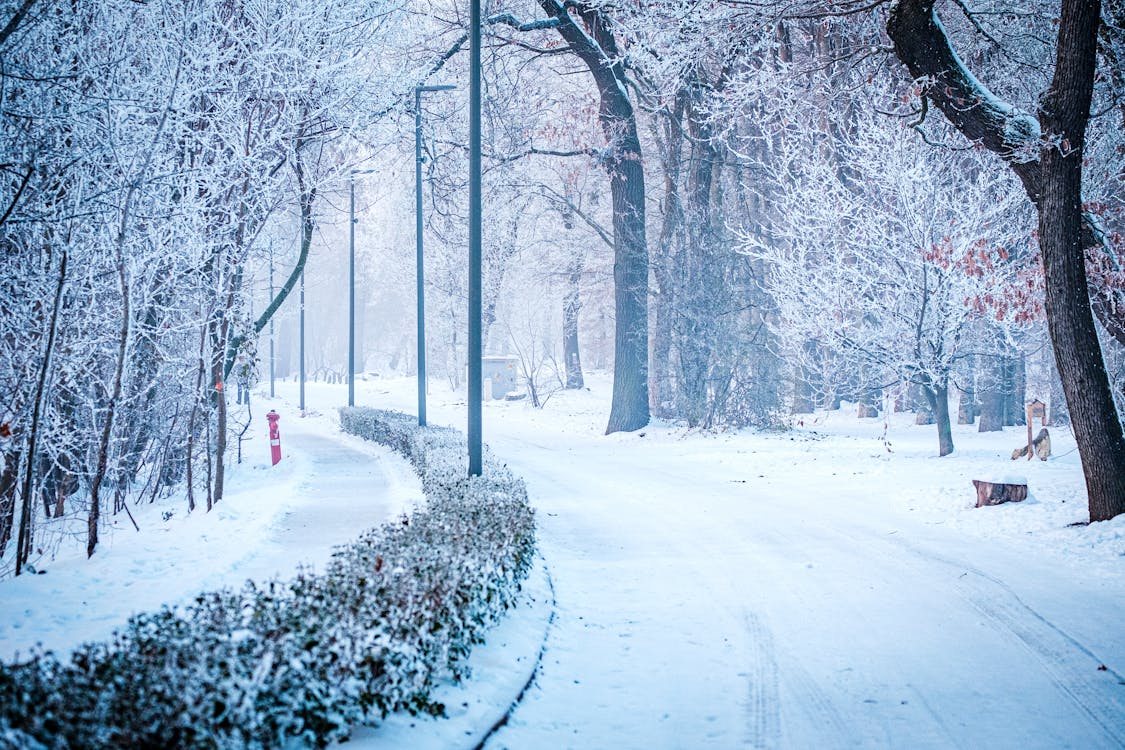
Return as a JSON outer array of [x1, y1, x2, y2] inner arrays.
[[927, 232, 1045, 324]]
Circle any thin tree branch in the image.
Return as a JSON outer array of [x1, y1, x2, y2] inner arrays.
[[0, 0, 39, 49]]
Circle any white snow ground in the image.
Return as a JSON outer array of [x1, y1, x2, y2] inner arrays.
[[2, 373, 1124, 749]]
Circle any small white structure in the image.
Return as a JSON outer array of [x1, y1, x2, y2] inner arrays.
[[482, 356, 519, 400]]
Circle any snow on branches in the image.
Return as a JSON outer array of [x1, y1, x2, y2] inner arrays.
[[742, 105, 1039, 453]]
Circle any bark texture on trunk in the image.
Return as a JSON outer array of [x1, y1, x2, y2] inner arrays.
[[973, 479, 1028, 507], [1037, 0, 1125, 521], [923, 380, 954, 456], [88, 245, 129, 558], [563, 258, 584, 389], [540, 0, 649, 434], [16, 251, 67, 572], [1002, 355, 1026, 427], [888, 0, 1125, 521], [650, 93, 685, 418], [676, 78, 721, 428], [957, 386, 976, 425]]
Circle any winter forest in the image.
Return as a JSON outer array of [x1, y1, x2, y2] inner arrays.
[[6, 0, 1124, 569], [1, 0, 1125, 745]]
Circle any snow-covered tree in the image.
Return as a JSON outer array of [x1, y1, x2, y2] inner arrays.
[[886, 0, 1125, 517], [747, 110, 1037, 456]]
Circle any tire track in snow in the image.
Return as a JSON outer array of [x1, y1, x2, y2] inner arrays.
[[903, 543, 1125, 748], [743, 612, 782, 748], [740, 611, 864, 749], [736, 498, 1119, 749], [482, 426, 1125, 748], [839, 526, 1125, 749]]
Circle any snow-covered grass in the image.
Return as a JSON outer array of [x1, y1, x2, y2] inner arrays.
[[2, 371, 1123, 749], [0, 407, 418, 662], [0, 401, 535, 748], [337, 370, 1121, 568]]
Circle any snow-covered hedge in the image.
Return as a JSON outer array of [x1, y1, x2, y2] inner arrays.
[[0, 409, 535, 749]]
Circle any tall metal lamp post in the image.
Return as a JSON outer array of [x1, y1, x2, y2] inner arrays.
[[414, 83, 455, 427], [268, 257, 275, 398], [349, 168, 378, 408], [299, 269, 305, 412], [468, 0, 482, 476]]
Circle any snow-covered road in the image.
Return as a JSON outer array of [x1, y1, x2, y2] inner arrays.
[[480, 427, 1125, 749], [292, 374, 1123, 750]]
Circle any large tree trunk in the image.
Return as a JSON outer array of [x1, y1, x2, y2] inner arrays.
[[957, 384, 976, 425], [976, 355, 1004, 432], [650, 93, 685, 418], [1002, 355, 1026, 427], [676, 78, 722, 429], [604, 145, 650, 434], [540, 1, 649, 434], [888, 0, 1125, 521], [1037, 0, 1125, 521]]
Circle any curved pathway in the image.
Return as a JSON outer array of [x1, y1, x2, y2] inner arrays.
[[222, 412, 421, 584], [475, 425, 1125, 750], [0, 407, 419, 662]]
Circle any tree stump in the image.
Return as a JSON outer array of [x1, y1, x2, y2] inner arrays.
[[972, 479, 1028, 507]]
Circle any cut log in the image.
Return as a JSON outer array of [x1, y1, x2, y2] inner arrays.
[[972, 479, 1028, 507]]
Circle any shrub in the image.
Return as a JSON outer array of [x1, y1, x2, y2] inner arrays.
[[0, 410, 535, 749]]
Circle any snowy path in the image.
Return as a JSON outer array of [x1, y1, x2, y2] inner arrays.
[[225, 417, 417, 585], [0, 405, 420, 662], [474, 425, 1125, 750], [19, 378, 1115, 749]]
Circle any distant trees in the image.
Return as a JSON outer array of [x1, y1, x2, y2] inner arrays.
[[410, 0, 650, 432], [532, 1, 650, 434], [563, 1, 788, 429], [2, 0, 1122, 572]]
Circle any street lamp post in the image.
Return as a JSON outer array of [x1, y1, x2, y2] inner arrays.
[[348, 169, 377, 408], [414, 83, 455, 427], [299, 269, 305, 412], [349, 176, 356, 407], [269, 258, 275, 398], [468, 0, 482, 476]]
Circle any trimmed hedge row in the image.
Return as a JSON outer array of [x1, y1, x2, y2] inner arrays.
[[0, 409, 535, 749]]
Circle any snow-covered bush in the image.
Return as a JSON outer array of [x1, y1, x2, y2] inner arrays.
[[0, 410, 535, 748]]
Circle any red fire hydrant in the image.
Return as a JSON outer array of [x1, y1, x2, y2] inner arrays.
[[267, 410, 282, 465]]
